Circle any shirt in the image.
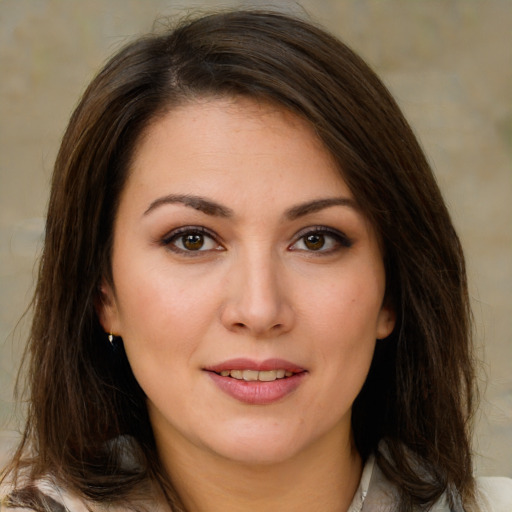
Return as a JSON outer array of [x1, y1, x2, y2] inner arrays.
[[2, 453, 512, 511]]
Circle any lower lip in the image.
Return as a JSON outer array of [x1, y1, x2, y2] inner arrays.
[[206, 371, 306, 405]]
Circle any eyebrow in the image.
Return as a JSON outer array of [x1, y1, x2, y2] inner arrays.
[[143, 194, 356, 219], [144, 194, 234, 217], [285, 197, 357, 220]]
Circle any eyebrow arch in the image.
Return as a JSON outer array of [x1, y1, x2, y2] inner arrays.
[[285, 197, 357, 220], [144, 194, 234, 217]]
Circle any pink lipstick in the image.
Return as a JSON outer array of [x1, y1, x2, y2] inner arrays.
[[204, 358, 307, 405]]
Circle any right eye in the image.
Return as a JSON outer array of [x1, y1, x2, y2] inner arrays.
[[162, 227, 223, 254]]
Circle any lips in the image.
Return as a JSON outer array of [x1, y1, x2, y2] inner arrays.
[[218, 369, 292, 381], [204, 358, 307, 404], [205, 357, 304, 373]]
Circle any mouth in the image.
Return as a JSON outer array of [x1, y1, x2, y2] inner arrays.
[[204, 358, 306, 380], [214, 369, 296, 381], [204, 358, 307, 404]]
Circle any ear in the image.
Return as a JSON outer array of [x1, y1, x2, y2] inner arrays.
[[376, 301, 396, 340], [94, 279, 121, 335]]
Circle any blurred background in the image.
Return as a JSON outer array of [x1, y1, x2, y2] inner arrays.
[[1, 0, 511, 477]]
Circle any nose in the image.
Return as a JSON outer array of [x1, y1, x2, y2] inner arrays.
[[219, 251, 294, 337]]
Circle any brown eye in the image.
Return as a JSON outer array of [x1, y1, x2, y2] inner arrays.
[[162, 227, 222, 254], [183, 233, 204, 250], [304, 233, 325, 251], [289, 227, 353, 253]]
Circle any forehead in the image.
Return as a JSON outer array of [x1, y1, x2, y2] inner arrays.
[[126, 96, 350, 204]]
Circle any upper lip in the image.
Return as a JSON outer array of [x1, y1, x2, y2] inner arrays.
[[204, 358, 306, 373]]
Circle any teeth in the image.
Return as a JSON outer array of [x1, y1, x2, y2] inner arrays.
[[243, 370, 259, 381], [230, 370, 243, 379], [217, 369, 295, 381], [258, 370, 278, 382]]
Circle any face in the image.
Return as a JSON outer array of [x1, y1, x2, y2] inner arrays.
[[99, 97, 394, 467]]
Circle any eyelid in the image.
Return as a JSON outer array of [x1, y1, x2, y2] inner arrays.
[[158, 224, 351, 255], [289, 226, 353, 251], [160, 226, 224, 254]]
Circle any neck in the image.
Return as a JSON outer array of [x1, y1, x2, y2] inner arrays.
[[157, 428, 363, 512]]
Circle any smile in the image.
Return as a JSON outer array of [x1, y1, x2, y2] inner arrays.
[[217, 369, 294, 381], [205, 358, 307, 404]]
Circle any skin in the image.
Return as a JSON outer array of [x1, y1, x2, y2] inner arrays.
[[99, 97, 395, 512]]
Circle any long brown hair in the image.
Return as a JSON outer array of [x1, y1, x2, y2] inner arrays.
[[2, 9, 477, 511]]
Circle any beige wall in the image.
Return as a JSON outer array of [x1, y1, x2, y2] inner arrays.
[[1, 0, 511, 477]]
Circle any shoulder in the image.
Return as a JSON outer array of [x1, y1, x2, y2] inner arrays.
[[430, 476, 512, 512], [476, 476, 512, 512], [1, 478, 92, 512], [1, 474, 171, 512], [361, 443, 512, 512]]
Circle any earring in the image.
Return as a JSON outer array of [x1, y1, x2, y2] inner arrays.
[[108, 333, 114, 345]]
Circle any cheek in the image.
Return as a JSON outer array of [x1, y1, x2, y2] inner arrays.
[[305, 271, 385, 340], [112, 256, 222, 354], [299, 267, 384, 390]]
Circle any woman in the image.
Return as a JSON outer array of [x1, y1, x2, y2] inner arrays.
[[1, 9, 510, 512]]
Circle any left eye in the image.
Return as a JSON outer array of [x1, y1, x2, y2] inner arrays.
[[290, 229, 351, 252], [163, 229, 221, 253]]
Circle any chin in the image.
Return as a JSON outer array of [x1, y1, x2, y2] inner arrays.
[[216, 442, 302, 466], [202, 424, 312, 466]]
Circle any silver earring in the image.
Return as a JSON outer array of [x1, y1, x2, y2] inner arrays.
[[108, 333, 114, 345]]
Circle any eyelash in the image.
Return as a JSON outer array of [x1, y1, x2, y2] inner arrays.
[[289, 226, 353, 254], [160, 225, 352, 256], [161, 226, 223, 256]]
